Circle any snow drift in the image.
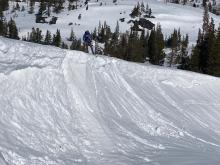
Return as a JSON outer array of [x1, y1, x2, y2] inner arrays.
[[0, 37, 220, 165]]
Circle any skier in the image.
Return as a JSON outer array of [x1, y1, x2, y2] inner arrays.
[[83, 30, 94, 55]]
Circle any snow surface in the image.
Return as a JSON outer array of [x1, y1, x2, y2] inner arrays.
[[1, 37, 220, 164], [5, 0, 220, 45]]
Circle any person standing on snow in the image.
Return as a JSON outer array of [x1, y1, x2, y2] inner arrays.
[[83, 30, 94, 55]]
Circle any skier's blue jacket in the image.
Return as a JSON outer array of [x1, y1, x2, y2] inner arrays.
[[83, 31, 92, 44]]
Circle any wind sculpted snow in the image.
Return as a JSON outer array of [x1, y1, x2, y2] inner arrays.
[[0, 38, 220, 165]]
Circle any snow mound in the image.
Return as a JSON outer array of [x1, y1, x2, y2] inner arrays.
[[0, 38, 65, 74], [0, 38, 220, 165]]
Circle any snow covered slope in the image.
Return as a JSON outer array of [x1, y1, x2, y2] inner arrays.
[[6, 0, 220, 44], [0, 37, 220, 165]]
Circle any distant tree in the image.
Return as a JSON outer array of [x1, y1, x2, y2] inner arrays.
[[52, 29, 61, 47], [130, 3, 141, 18], [54, 0, 64, 13], [38, 0, 47, 15], [0, 9, 7, 37], [8, 18, 19, 40], [70, 38, 81, 50], [0, 0, 9, 11], [203, 5, 209, 37], [44, 30, 52, 45], [148, 25, 164, 65], [29, 0, 35, 14], [202, 0, 207, 7], [68, 29, 76, 41], [61, 42, 68, 49]]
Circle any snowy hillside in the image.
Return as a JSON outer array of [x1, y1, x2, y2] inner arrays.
[[6, 0, 220, 44], [1, 37, 220, 165]]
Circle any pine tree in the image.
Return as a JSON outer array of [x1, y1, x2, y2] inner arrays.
[[147, 25, 164, 65], [207, 18, 217, 75], [179, 34, 189, 69], [126, 30, 143, 62], [29, 0, 35, 14], [108, 21, 120, 57], [0, 9, 7, 36], [130, 3, 141, 18], [15, 2, 20, 11], [0, 0, 9, 11], [170, 29, 178, 66], [202, 0, 207, 7], [61, 42, 68, 49], [53, 29, 61, 47], [148, 29, 157, 64], [156, 24, 164, 64], [203, 5, 209, 37], [44, 30, 52, 45], [70, 38, 81, 50], [211, 26, 220, 76], [112, 21, 119, 43], [141, 2, 145, 13], [8, 18, 19, 40], [68, 29, 75, 41], [54, 0, 64, 13], [38, 0, 46, 15], [35, 28, 43, 43], [119, 33, 128, 60], [29, 27, 36, 42]]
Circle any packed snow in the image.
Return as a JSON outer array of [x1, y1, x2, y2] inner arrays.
[[5, 0, 220, 45], [0, 37, 220, 164]]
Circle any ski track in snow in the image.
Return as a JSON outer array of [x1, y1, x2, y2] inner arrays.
[[1, 37, 220, 164]]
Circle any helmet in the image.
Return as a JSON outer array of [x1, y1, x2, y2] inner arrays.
[[85, 30, 90, 35]]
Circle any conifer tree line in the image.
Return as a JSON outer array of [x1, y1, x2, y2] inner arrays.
[[190, 5, 220, 77], [0, 1, 20, 40], [91, 21, 188, 65], [0, 16, 20, 40], [28, 0, 80, 15], [130, 1, 153, 18], [166, 0, 219, 15], [21, 27, 84, 51]]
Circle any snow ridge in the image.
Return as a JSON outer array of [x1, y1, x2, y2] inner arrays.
[[0, 37, 65, 74], [0, 38, 220, 165]]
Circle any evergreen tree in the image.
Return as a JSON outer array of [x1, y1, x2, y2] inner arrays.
[[148, 25, 164, 65], [61, 42, 68, 49], [203, 5, 209, 37], [53, 29, 61, 47], [207, 18, 218, 75], [29, 27, 36, 42], [202, 0, 207, 7], [170, 29, 178, 66], [70, 38, 81, 50], [38, 0, 47, 15], [130, 3, 141, 18], [68, 29, 75, 41], [29, 0, 35, 14], [141, 2, 145, 13], [8, 18, 19, 40], [210, 26, 220, 76], [156, 24, 164, 64], [107, 21, 120, 58], [35, 28, 43, 43], [0, 0, 9, 11], [118, 33, 128, 60], [148, 29, 157, 64], [44, 30, 52, 45], [54, 0, 64, 13], [0, 9, 7, 36]]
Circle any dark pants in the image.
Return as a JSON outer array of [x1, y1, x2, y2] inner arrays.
[[85, 42, 94, 55]]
